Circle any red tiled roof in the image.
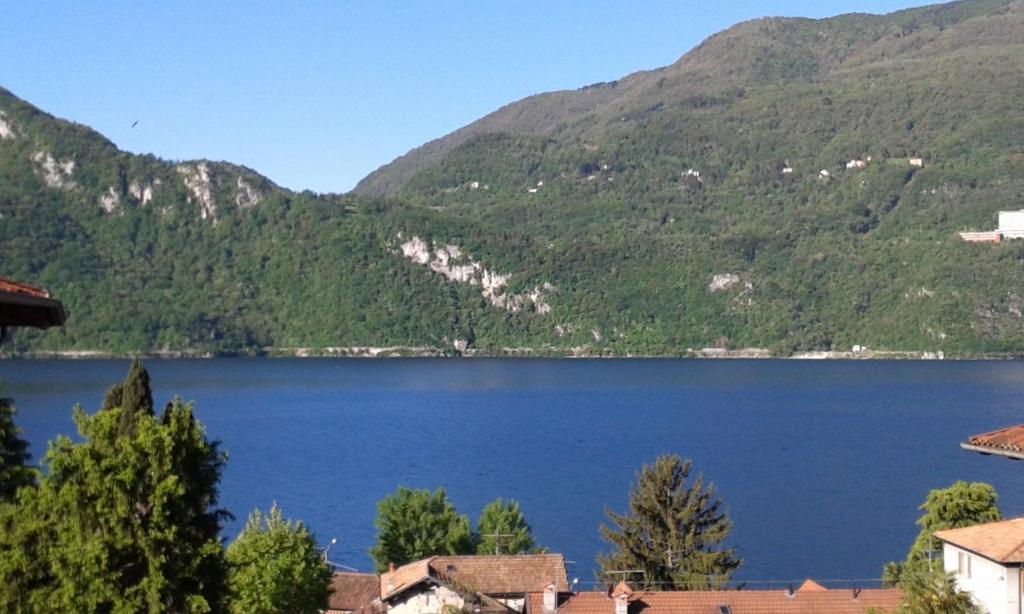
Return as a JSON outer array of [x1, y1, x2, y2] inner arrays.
[[934, 517, 1024, 563], [380, 554, 569, 600], [0, 277, 50, 298], [527, 584, 903, 614], [326, 572, 381, 612], [963, 425, 1024, 459]]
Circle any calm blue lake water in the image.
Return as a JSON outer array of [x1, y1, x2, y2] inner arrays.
[[3, 358, 1024, 588]]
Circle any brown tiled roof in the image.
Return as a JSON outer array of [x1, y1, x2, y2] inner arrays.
[[964, 425, 1024, 458], [0, 278, 50, 298], [381, 554, 569, 600], [527, 584, 903, 614], [934, 517, 1024, 563], [381, 559, 433, 599], [432, 555, 569, 594], [326, 572, 381, 612]]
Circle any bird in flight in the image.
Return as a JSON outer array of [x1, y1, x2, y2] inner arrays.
[[131, 120, 139, 128]]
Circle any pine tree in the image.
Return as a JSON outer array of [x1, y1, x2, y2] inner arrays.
[[225, 504, 332, 614], [597, 455, 741, 590], [476, 498, 536, 555], [369, 486, 474, 572], [0, 398, 34, 501]]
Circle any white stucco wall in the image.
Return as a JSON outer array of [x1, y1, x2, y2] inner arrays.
[[388, 585, 465, 614], [943, 544, 1020, 614], [999, 211, 1024, 233]]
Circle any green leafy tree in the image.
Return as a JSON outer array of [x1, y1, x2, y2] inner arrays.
[[883, 481, 1000, 585], [0, 398, 34, 501], [476, 498, 536, 555], [0, 371, 229, 612], [889, 566, 982, 614], [370, 486, 473, 572], [597, 454, 741, 590], [225, 504, 332, 614]]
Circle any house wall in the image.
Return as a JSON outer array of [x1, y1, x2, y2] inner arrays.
[[943, 544, 1020, 614], [999, 211, 1024, 233], [389, 585, 465, 614]]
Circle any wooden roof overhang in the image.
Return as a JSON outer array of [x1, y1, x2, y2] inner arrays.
[[0, 277, 66, 337]]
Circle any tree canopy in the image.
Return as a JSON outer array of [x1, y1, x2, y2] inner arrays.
[[883, 481, 1000, 586], [225, 504, 332, 614], [476, 497, 536, 555], [0, 361, 229, 613], [369, 486, 474, 572], [0, 397, 34, 501], [597, 454, 741, 590], [892, 566, 983, 614]]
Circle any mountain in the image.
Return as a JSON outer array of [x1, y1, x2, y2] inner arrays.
[[4, 0, 1024, 356]]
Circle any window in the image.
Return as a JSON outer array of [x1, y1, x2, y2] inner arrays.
[[719, 607, 732, 614], [957, 551, 972, 578]]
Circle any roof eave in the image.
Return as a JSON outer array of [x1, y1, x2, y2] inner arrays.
[[960, 442, 1024, 460], [0, 290, 66, 329]]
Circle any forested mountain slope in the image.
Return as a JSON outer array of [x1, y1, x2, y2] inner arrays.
[[5, 0, 1024, 356]]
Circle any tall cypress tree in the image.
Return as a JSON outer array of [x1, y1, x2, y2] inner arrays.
[[0, 398, 34, 501], [101, 359, 155, 437], [597, 454, 741, 590]]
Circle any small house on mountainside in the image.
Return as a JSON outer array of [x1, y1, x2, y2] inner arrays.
[[935, 518, 1024, 614], [959, 210, 1024, 243]]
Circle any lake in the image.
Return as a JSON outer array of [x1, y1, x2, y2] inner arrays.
[[3, 358, 1024, 589]]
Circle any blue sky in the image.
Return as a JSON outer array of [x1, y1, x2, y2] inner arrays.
[[2, 1, 931, 193]]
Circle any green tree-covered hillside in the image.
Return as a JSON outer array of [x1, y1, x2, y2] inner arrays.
[[4, 0, 1024, 355]]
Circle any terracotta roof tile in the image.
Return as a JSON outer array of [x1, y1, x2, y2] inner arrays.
[[431, 554, 569, 594], [796, 579, 827, 592], [380, 559, 433, 598], [0, 277, 50, 298], [327, 572, 381, 611], [380, 554, 569, 600], [967, 425, 1024, 453], [934, 517, 1024, 563], [527, 586, 904, 614]]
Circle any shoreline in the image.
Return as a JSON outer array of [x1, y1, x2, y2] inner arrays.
[[4, 346, 1023, 360]]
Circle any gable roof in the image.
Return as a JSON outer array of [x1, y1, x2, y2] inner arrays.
[[934, 517, 1024, 563], [381, 554, 569, 600], [962, 425, 1024, 460], [0, 276, 66, 330], [327, 572, 381, 612], [527, 584, 903, 614]]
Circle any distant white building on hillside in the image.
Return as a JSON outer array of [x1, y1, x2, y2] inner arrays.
[[959, 210, 1024, 243]]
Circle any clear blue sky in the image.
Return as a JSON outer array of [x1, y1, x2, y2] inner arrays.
[[2, 1, 932, 193]]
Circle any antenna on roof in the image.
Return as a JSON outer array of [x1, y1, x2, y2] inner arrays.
[[853, 587, 862, 599], [482, 532, 515, 555]]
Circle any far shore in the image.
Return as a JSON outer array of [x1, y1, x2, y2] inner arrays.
[[4, 346, 1024, 360]]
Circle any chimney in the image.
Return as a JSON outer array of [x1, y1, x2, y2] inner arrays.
[[543, 582, 557, 613], [612, 582, 632, 614]]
